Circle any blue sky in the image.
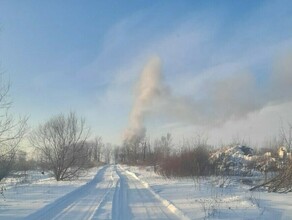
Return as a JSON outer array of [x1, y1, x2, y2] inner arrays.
[[0, 1, 292, 145]]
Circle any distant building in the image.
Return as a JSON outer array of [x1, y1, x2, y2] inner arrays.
[[278, 146, 287, 159], [264, 152, 271, 157]]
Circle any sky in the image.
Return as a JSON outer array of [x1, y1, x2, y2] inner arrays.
[[0, 0, 292, 147]]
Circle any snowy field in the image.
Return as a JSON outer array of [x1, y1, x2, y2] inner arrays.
[[0, 167, 101, 219], [0, 165, 292, 219], [123, 166, 292, 220]]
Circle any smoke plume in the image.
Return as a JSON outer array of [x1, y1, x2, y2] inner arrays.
[[124, 52, 292, 142], [124, 56, 163, 143]]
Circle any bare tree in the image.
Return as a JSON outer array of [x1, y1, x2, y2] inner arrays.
[[92, 136, 103, 163], [122, 136, 145, 164], [103, 143, 112, 164], [153, 133, 172, 168], [250, 122, 292, 192], [113, 146, 120, 164], [85, 136, 104, 166], [0, 80, 27, 182], [30, 112, 90, 181], [250, 160, 292, 193]]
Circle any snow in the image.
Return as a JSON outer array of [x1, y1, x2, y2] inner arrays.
[[0, 165, 292, 219], [0, 167, 101, 219], [123, 165, 292, 220]]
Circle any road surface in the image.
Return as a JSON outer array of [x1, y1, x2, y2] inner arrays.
[[24, 165, 180, 220]]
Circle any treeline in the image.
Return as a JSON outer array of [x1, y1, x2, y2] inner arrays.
[[0, 93, 113, 182], [115, 133, 216, 177], [28, 112, 115, 181], [0, 74, 115, 182], [115, 131, 292, 182]]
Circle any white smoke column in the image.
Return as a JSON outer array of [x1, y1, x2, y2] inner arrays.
[[124, 56, 162, 143]]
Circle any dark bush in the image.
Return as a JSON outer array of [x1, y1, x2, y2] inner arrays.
[[157, 146, 213, 178]]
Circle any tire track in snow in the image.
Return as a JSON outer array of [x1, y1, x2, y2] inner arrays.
[[54, 167, 116, 220], [115, 165, 181, 220], [90, 166, 119, 220], [24, 165, 117, 220], [112, 166, 133, 220], [120, 166, 190, 220]]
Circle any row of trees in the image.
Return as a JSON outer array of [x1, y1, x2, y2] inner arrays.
[[117, 133, 172, 166], [116, 133, 214, 177], [0, 78, 113, 182], [116, 129, 292, 193], [30, 112, 116, 181], [0, 82, 27, 182]]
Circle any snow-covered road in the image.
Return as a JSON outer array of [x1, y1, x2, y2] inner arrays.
[[24, 165, 180, 220], [2, 165, 292, 219]]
